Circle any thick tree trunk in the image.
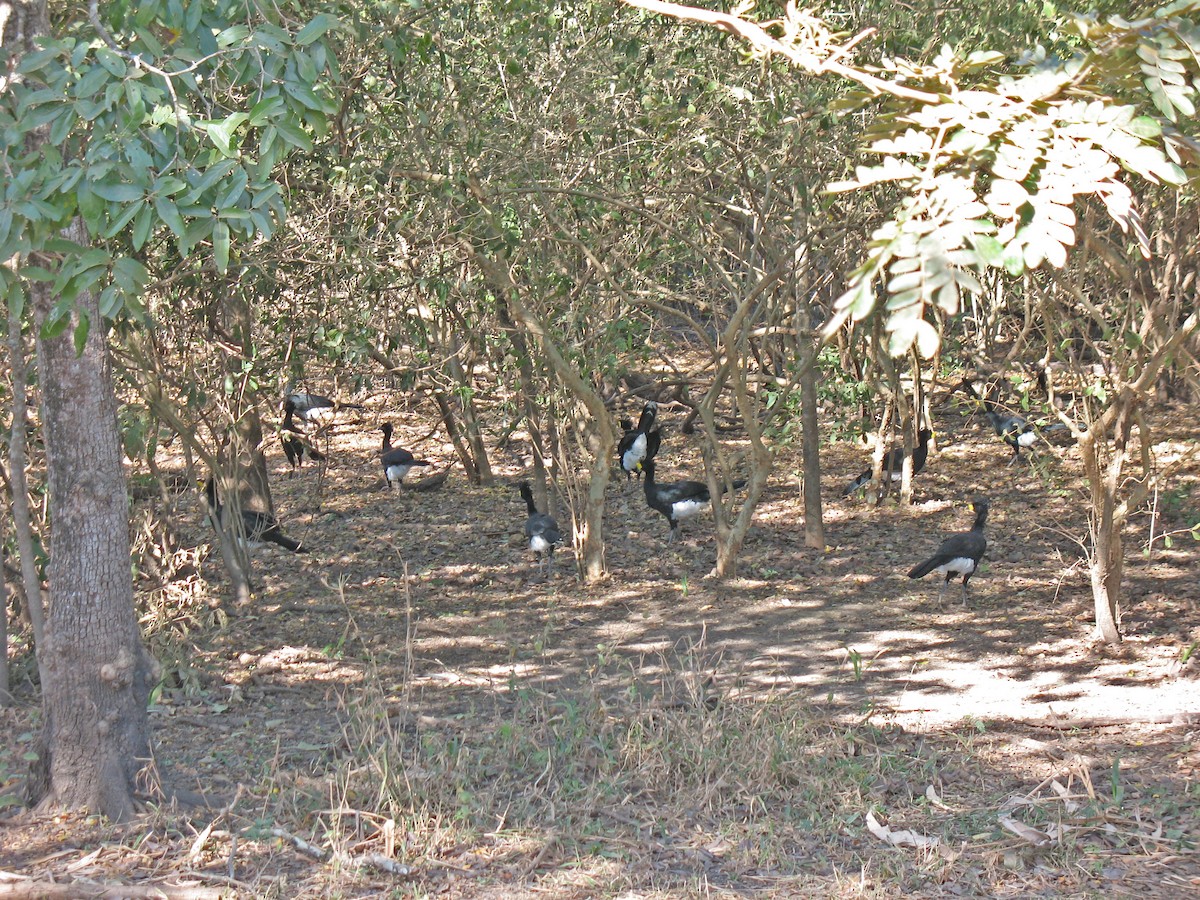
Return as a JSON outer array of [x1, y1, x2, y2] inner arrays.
[[27, 223, 158, 820], [5, 0, 156, 821]]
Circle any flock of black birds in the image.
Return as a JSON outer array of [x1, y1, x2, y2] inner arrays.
[[201, 374, 1084, 601]]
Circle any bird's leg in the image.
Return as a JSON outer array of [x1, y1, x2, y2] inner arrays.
[[936, 578, 948, 609]]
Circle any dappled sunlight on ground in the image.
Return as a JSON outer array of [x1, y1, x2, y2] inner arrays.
[[2, 397, 1198, 896]]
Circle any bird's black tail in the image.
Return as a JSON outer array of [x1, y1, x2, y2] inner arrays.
[[267, 531, 306, 553], [908, 558, 938, 579], [843, 470, 870, 497]]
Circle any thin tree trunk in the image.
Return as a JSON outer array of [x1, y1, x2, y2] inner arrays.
[[1078, 401, 1133, 644], [471, 249, 612, 581], [497, 303, 548, 494], [799, 340, 824, 549], [426, 387, 480, 483], [446, 330, 492, 485], [6, 302, 48, 668], [27, 219, 158, 820], [0, 543, 9, 705]]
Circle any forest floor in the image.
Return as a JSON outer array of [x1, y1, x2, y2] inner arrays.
[[2, 393, 1199, 898]]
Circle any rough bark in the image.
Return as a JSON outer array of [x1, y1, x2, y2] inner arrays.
[[7, 300, 48, 674], [4, 0, 156, 821], [1077, 399, 1133, 645], [496, 296, 548, 495], [27, 227, 158, 821]]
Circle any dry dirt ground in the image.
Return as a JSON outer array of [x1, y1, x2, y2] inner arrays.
[[2, 394, 1199, 898]]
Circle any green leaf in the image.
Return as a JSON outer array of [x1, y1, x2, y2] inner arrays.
[[77, 182, 105, 227], [294, 13, 339, 47], [1127, 116, 1163, 138], [21, 266, 56, 283], [216, 24, 251, 48], [103, 198, 145, 238], [113, 256, 149, 294], [213, 221, 230, 273], [95, 48, 126, 77], [283, 80, 330, 113], [73, 311, 91, 354], [17, 45, 65, 75], [152, 175, 188, 197], [1000, 240, 1026, 276], [215, 167, 249, 209], [203, 113, 248, 157], [40, 305, 71, 340], [972, 235, 1005, 267], [48, 105, 78, 145], [99, 284, 122, 318], [248, 94, 285, 127], [132, 203, 154, 251], [154, 196, 187, 240], [2, 271, 24, 319], [185, 0, 203, 33], [272, 118, 313, 151], [180, 159, 239, 205]]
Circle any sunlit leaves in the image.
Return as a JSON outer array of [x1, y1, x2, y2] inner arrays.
[[818, 0, 1200, 357], [1, 4, 339, 324], [1137, 31, 1198, 121]]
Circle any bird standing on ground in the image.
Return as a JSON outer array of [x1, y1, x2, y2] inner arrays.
[[982, 389, 1037, 463], [281, 400, 326, 476], [518, 481, 562, 576], [844, 428, 932, 497], [379, 423, 431, 490], [617, 401, 661, 480], [962, 380, 1037, 463], [642, 459, 744, 544], [907, 498, 989, 606], [203, 476, 307, 553]]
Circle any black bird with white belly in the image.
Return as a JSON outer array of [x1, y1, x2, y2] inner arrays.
[[961, 380, 1038, 463], [844, 428, 932, 497], [618, 401, 661, 480], [908, 499, 989, 605], [642, 459, 744, 544], [379, 423, 431, 489], [281, 400, 326, 475]]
